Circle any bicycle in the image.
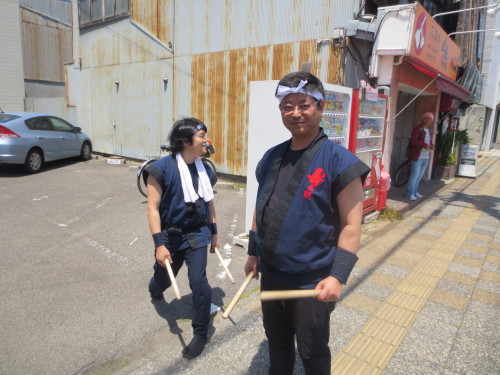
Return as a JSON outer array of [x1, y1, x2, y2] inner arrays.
[[137, 141, 216, 197], [394, 158, 411, 187]]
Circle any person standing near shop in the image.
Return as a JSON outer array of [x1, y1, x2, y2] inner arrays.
[[244, 71, 370, 375], [144, 117, 218, 359], [407, 112, 435, 201]]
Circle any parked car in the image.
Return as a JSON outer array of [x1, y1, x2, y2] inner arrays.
[[0, 111, 92, 173]]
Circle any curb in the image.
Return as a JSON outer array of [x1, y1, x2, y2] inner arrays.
[[214, 182, 235, 190]]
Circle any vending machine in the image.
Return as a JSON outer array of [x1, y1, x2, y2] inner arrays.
[[350, 91, 388, 215], [320, 85, 353, 147]]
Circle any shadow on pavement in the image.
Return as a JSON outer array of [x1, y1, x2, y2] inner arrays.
[[346, 154, 499, 300], [0, 157, 88, 178], [150, 286, 226, 350]]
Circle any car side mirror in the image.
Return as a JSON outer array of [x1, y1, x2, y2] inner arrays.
[[74, 127, 82, 133]]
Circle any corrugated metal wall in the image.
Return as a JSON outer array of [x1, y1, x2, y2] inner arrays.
[[185, 42, 342, 175], [24, 97, 67, 118], [0, 0, 25, 111], [74, 0, 358, 175], [79, 18, 171, 68], [82, 58, 171, 157], [21, 8, 72, 83], [131, 0, 173, 44], [77, 19, 173, 158], [173, 0, 358, 55], [20, 0, 72, 25]]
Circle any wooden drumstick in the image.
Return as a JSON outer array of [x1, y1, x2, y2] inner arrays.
[[214, 247, 235, 283], [260, 289, 321, 301], [165, 260, 181, 300], [222, 272, 254, 319]]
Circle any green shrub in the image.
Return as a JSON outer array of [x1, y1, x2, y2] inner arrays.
[[378, 207, 403, 222], [455, 129, 470, 145], [437, 129, 469, 166], [446, 152, 457, 165]]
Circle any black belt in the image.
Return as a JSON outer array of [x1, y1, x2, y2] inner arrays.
[[164, 224, 203, 235]]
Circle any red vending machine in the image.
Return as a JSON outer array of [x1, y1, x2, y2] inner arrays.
[[349, 91, 388, 215]]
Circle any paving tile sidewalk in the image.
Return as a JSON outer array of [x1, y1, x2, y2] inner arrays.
[[386, 149, 500, 214], [330, 150, 500, 374]]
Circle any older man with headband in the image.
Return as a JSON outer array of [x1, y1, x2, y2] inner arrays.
[[244, 72, 370, 374]]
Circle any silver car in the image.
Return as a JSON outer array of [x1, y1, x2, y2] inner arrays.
[[0, 111, 92, 173]]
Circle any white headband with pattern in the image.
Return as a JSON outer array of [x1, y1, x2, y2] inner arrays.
[[276, 79, 324, 102]]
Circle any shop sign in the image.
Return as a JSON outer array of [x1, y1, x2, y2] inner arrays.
[[410, 3, 460, 80], [457, 144, 479, 178], [359, 80, 378, 101]]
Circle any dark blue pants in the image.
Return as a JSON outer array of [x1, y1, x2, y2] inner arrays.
[[149, 246, 211, 337], [261, 275, 335, 375]]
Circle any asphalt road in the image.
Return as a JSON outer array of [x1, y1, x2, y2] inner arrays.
[[0, 156, 249, 375]]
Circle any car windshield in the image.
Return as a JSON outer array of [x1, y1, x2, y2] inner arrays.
[[0, 114, 20, 123]]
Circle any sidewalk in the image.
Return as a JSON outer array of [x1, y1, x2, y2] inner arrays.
[[331, 149, 500, 374], [386, 149, 500, 214], [386, 174, 446, 214]]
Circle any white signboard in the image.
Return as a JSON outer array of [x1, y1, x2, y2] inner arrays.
[[245, 81, 286, 233], [457, 144, 478, 178]]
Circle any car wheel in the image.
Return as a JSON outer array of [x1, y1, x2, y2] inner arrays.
[[24, 149, 43, 173], [80, 142, 92, 161]]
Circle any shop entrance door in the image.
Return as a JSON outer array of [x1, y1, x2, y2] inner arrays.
[[390, 92, 416, 176]]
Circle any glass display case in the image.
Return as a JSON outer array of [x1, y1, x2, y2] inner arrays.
[[320, 90, 351, 148], [354, 99, 386, 165]]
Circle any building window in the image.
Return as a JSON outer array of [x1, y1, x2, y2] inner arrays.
[[79, 0, 130, 28]]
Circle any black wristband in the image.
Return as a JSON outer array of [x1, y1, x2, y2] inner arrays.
[[210, 223, 218, 235], [330, 247, 358, 284], [152, 232, 164, 248], [247, 230, 257, 256]]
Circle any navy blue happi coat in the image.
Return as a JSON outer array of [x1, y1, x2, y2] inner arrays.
[[254, 129, 370, 288]]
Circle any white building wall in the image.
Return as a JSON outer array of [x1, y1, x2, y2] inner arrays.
[[480, 0, 500, 108], [461, 105, 487, 146], [0, 0, 25, 111], [479, 0, 500, 149]]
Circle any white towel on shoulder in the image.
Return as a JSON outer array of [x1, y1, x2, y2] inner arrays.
[[176, 152, 214, 203]]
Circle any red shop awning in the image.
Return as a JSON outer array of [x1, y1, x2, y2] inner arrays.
[[435, 75, 470, 102], [404, 58, 470, 102]]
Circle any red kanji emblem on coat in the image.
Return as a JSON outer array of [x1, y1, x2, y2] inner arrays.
[[304, 168, 326, 200]]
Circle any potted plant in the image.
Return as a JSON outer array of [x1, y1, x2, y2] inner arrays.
[[435, 130, 469, 180]]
